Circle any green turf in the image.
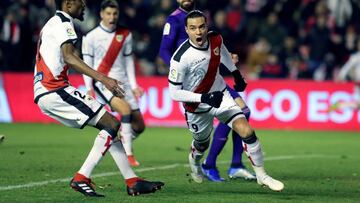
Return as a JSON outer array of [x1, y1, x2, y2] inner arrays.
[[0, 123, 359, 202]]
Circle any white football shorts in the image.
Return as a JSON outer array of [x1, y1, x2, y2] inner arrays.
[[185, 90, 245, 142], [93, 81, 139, 110], [37, 86, 106, 129]]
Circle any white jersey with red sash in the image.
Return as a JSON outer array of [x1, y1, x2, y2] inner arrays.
[[33, 11, 77, 102], [82, 24, 136, 92], [168, 32, 237, 113]]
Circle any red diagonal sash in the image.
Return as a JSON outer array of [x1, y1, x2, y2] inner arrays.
[[97, 28, 129, 75], [184, 34, 222, 112]]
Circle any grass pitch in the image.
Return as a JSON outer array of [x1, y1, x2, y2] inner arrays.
[[0, 123, 359, 202]]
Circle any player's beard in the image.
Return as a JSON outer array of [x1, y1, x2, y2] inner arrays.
[[180, 1, 195, 12], [77, 9, 85, 21]]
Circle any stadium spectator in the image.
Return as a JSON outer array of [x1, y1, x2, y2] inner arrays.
[[168, 10, 284, 191], [0, 0, 359, 80], [257, 12, 287, 54], [331, 37, 360, 111], [245, 38, 271, 79], [0, 9, 21, 71], [260, 53, 286, 78], [82, 0, 146, 167], [34, 0, 163, 197]]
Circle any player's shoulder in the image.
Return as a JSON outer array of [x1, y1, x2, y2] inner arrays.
[[167, 9, 184, 23], [172, 40, 191, 63], [207, 30, 221, 38], [115, 25, 132, 37], [116, 24, 130, 32], [55, 12, 71, 23], [83, 26, 101, 41], [208, 31, 223, 44]]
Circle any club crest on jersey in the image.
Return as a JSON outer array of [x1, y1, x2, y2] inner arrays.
[[116, 34, 123, 42], [213, 47, 220, 56]]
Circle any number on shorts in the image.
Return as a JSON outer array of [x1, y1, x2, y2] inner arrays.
[[191, 124, 199, 132], [74, 90, 86, 99]]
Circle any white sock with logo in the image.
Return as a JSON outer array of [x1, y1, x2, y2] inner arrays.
[[78, 130, 112, 178], [119, 122, 133, 156]]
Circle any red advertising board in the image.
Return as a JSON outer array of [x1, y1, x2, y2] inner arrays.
[[1, 72, 359, 131]]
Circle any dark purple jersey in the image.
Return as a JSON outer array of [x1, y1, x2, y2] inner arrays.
[[159, 8, 188, 66]]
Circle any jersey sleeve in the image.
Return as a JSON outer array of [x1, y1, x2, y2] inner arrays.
[[220, 39, 237, 72], [81, 34, 94, 91], [159, 16, 179, 66], [54, 19, 77, 46], [168, 57, 202, 103], [123, 33, 137, 89]]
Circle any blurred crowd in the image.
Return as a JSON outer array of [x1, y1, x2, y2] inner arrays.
[[1, 0, 360, 81]]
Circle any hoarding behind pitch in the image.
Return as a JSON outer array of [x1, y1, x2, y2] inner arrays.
[[1, 72, 359, 131]]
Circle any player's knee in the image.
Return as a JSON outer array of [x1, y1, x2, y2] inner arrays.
[[242, 106, 251, 121], [97, 113, 120, 139], [193, 139, 210, 152], [233, 118, 253, 138], [132, 125, 145, 135], [131, 110, 145, 135], [107, 121, 120, 139]]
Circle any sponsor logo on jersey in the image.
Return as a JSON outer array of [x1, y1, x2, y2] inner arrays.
[[169, 68, 177, 80], [116, 34, 123, 42], [192, 57, 206, 66], [213, 47, 219, 56], [34, 72, 44, 84], [163, 23, 171, 35]]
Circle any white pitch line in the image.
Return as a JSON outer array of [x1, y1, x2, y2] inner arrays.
[[0, 154, 333, 191]]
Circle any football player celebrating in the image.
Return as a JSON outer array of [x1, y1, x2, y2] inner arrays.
[[160, 0, 255, 182], [168, 10, 284, 191]]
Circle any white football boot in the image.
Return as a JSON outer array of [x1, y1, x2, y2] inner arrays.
[[228, 167, 256, 180], [257, 174, 284, 192], [188, 153, 203, 183]]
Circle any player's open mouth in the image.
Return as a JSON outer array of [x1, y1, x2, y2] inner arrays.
[[196, 37, 202, 42]]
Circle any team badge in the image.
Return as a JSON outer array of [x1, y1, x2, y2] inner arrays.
[[116, 34, 123, 42], [163, 23, 171, 35], [169, 68, 177, 80], [213, 47, 219, 56]]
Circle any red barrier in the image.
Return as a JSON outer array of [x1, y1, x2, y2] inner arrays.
[[1, 72, 359, 131]]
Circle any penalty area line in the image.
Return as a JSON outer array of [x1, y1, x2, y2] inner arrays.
[[0, 154, 333, 191]]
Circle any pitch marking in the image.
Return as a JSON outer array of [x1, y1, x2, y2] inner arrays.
[[0, 154, 334, 191]]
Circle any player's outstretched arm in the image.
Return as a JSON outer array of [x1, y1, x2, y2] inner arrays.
[[232, 69, 247, 92], [61, 42, 125, 98]]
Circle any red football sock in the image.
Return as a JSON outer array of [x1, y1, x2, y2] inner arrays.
[[73, 173, 89, 182], [125, 177, 142, 187]]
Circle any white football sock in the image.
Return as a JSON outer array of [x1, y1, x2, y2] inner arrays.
[[78, 130, 112, 178], [191, 141, 204, 164], [120, 122, 133, 155], [109, 137, 137, 179], [243, 139, 264, 167]]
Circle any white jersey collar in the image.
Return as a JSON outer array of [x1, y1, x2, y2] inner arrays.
[[189, 38, 209, 50], [55, 10, 74, 22], [99, 22, 116, 33]]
